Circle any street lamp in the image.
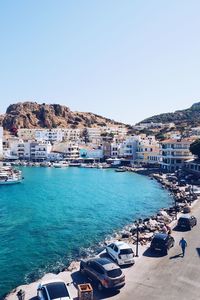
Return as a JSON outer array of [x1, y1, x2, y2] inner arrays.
[[135, 223, 139, 257], [174, 195, 177, 220]]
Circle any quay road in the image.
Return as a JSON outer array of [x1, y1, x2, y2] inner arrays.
[[103, 201, 200, 300]]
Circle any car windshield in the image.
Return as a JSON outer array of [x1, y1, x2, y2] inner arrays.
[[107, 268, 122, 278], [46, 282, 69, 299], [179, 218, 189, 223], [120, 248, 133, 255], [152, 238, 166, 245]]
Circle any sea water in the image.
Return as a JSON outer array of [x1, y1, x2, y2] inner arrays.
[[0, 167, 172, 296]]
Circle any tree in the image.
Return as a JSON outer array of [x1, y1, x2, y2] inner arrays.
[[190, 139, 200, 158], [81, 128, 90, 144]]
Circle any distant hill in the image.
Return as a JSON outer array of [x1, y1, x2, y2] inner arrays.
[[140, 102, 200, 127], [0, 101, 125, 130]]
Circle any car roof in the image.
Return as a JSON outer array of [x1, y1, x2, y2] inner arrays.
[[112, 241, 131, 249], [43, 281, 70, 299], [153, 233, 168, 240], [179, 214, 191, 219], [89, 257, 120, 271]]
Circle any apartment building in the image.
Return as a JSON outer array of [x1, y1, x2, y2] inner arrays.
[[64, 143, 80, 160], [135, 135, 160, 165], [0, 127, 3, 158], [63, 129, 80, 141], [35, 129, 64, 142], [119, 138, 137, 160], [160, 139, 194, 171], [30, 141, 52, 161], [17, 129, 36, 140]]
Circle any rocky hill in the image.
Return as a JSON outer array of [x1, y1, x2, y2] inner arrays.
[[140, 102, 200, 127], [0, 102, 125, 130]]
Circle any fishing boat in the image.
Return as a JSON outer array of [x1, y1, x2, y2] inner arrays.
[[0, 167, 23, 185]]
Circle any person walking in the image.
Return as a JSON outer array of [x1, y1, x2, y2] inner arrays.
[[179, 237, 187, 257]]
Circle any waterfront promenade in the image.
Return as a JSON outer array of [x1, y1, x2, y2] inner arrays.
[[104, 199, 200, 300], [7, 198, 200, 300]]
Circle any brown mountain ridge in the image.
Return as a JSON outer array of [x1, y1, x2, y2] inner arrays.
[[0, 102, 125, 130]]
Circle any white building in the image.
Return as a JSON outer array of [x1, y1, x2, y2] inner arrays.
[[6, 138, 31, 160], [63, 129, 81, 141], [119, 138, 138, 159], [30, 141, 52, 161], [160, 139, 194, 171], [64, 143, 80, 160], [191, 127, 200, 137], [7, 139, 52, 161], [135, 135, 160, 165], [86, 128, 102, 142], [17, 129, 37, 140], [47, 152, 63, 161], [110, 143, 120, 158], [35, 129, 64, 142], [0, 127, 3, 158]]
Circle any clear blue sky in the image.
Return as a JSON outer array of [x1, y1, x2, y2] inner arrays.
[[0, 0, 200, 124]]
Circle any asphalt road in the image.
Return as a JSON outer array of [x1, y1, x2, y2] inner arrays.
[[104, 201, 200, 300]]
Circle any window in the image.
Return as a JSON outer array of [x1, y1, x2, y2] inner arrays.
[[120, 248, 133, 255], [39, 287, 48, 300], [113, 245, 118, 252], [107, 268, 122, 278], [93, 263, 104, 274], [109, 243, 114, 249]]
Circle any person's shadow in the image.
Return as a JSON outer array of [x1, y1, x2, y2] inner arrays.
[[169, 253, 183, 259]]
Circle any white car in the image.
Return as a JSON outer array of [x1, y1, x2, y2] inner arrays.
[[37, 279, 72, 300], [106, 241, 135, 266]]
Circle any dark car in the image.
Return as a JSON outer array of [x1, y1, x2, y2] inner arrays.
[[150, 233, 175, 255], [37, 279, 72, 300], [178, 179, 187, 186], [80, 257, 125, 291], [177, 215, 197, 230]]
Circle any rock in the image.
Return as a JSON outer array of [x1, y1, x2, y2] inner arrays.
[[1, 101, 125, 130], [121, 232, 131, 238]]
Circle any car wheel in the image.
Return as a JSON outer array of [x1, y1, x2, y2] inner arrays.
[[164, 249, 168, 255], [97, 282, 104, 291], [114, 258, 119, 265]]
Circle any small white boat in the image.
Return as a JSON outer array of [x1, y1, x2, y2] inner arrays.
[[40, 162, 52, 167], [115, 167, 126, 172], [53, 161, 69, 168], [0, 167, 23, 185]]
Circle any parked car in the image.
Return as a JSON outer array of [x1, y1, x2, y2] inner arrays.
[[150, 233, 175, 255], [192, 186, 200, 196], [177, 215, 197, 230], [178, 179, 187, 186], [106, 241, 135, 266], [37, 279, 72, 300], [80, 257, 125, 291]]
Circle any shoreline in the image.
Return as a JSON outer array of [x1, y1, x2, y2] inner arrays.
[[4, 170, 195, 300]]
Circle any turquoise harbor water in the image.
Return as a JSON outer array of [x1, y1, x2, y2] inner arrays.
[[0, 167, 172, 296]]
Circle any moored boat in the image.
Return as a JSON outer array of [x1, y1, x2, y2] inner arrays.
[[53, 161, 69, 168], [0, 167, 23, 185], [115, 167, 126, 172]]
